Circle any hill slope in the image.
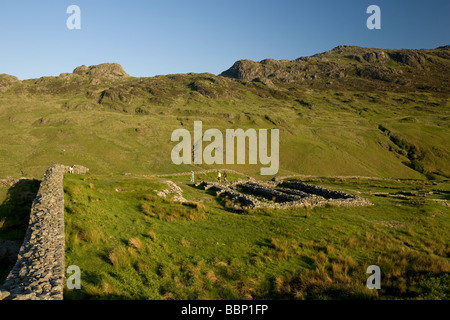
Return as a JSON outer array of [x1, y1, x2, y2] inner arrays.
[[0, 46, 449, 179]]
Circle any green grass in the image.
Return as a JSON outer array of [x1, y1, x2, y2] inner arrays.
[[1, 46, 449, 299], [63, 174, 450, 300], [0, 72, 449, 180]]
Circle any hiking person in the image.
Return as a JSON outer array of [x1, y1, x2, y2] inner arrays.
[[217, 171, 221, 183], [223, 172, 227, 182], [190, 171, 195, 183]]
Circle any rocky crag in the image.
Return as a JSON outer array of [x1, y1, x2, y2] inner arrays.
[[0, 74, 20, 93], [220, 45, 450, 92], [71, 63, 130, 79], [2, 45, 448, 115]]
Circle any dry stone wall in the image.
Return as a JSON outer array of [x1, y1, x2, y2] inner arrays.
[[0, 164, 72, 300], [71, 165, 89, 175]]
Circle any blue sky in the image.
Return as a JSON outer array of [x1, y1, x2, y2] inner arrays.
[[0, 0, 449, 80]]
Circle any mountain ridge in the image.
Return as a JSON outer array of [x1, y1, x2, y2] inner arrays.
[[1, 44, 449, 84], [0, 45, 448, 179], [220, 45, 450, 92]]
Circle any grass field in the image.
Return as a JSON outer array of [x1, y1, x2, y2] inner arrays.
[[0, 81, 449, 180], [1, 46, 449, 300], [63, 173, 450, 300]]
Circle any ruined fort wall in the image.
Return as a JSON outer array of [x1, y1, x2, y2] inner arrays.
[[0, 164, 67, 300]]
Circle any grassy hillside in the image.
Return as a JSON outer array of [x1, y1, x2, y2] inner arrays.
[[63, 173, 450, 300], [0, 46, 449, 180], [1, 45, 448, 300]]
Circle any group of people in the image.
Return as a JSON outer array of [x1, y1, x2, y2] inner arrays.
[[217, 171, 227, 183], [189, 170, 227, 183]]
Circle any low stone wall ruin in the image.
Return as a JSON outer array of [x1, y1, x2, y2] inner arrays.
[[0, 164, 87, 300], [196, 179, 372, 210], [278, 181, 355, 199], [0, 165, 67, 300]]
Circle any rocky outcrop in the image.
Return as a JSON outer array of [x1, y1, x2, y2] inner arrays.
[[0, 74, 20, 93], [220, 45, 450, 92], [390, 50, 427, 69], [357, 65, 403, 82], [363, 51, 390, 64], [73, 63, 130, 79], [220, 60, 264, 81]]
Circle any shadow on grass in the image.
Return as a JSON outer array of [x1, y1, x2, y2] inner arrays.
[[0, 179, 40, 283]]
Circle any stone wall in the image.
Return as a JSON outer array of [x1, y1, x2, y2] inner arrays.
[[196, 179, 372, 210], [71, 165, 89, 175], [279, 181, 355, 199], [0, 164, 67, 300], [237, 181, 302, 203]]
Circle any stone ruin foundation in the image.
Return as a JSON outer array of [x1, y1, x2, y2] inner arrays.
[[195, 179, 372, 210]]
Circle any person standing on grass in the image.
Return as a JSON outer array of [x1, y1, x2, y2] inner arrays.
[[223, 172, 227, 182], [190, 171, 195, 183], [217, 171, 221, 183]]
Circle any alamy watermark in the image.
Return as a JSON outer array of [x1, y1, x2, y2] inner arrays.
[[66, 5, 379, 31], [171, 121, 279, 175], [367, 5, 381, 30], [66, 5, 380, 31], [66, 265, 81, 290], [67, 5, 81, 30], [366, 265, 381, 290]]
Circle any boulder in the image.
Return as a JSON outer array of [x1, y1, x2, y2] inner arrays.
[[363, 51, 390, 64], [390, 50, 427, 68], [220, 60, 264, 81]]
